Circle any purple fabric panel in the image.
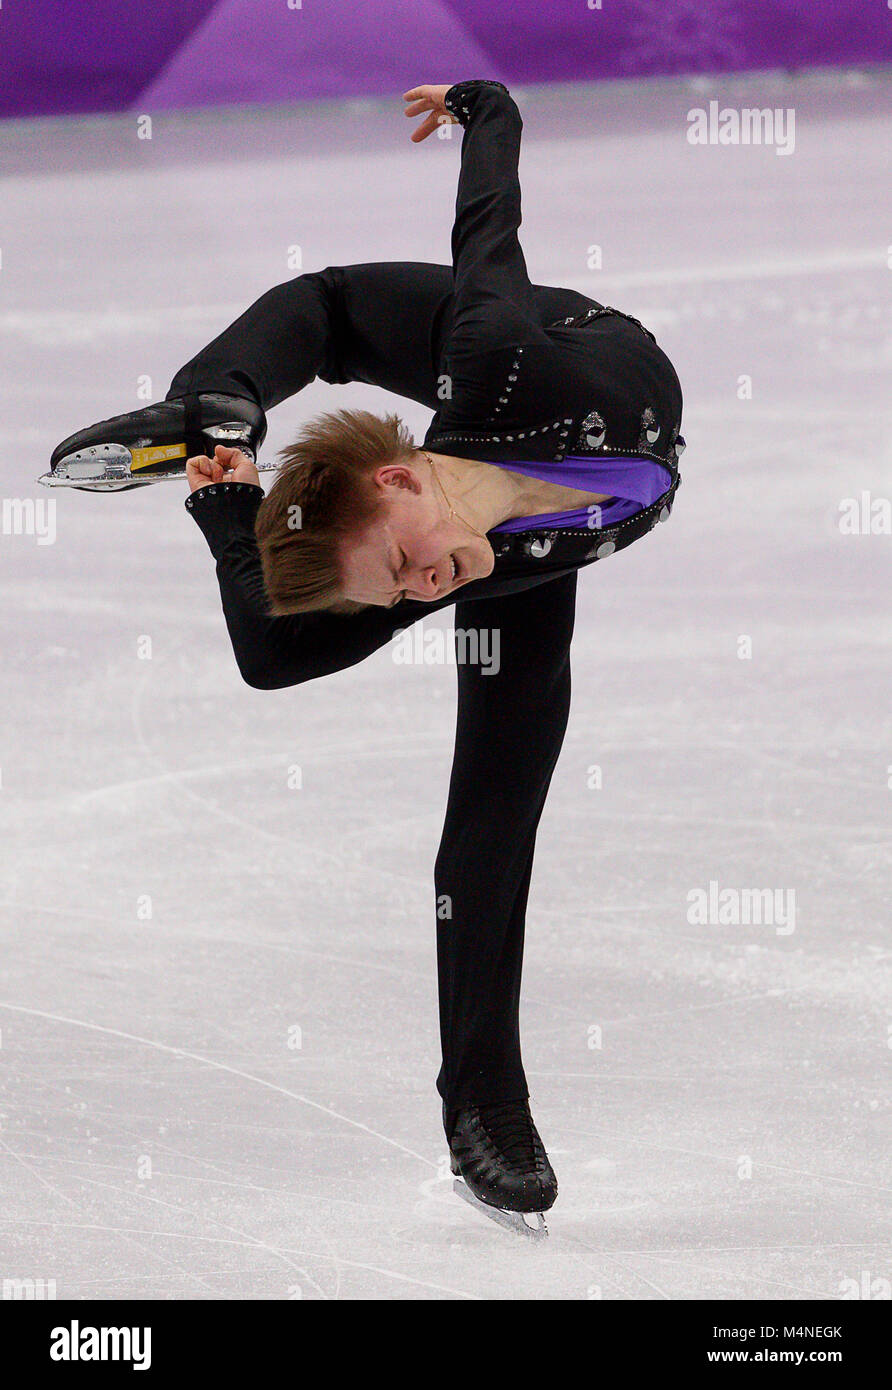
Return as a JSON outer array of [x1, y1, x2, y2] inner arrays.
[[490, 455, 673, 533], [490, 495, 644, 534], [2, 0, 890, 120]]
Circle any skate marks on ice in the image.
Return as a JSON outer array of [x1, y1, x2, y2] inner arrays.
[[0, 1003, 486, 1300], [123, 630, 454, 903], [411, 1165, 678, 1299], [0, 1001, 436, 1167]]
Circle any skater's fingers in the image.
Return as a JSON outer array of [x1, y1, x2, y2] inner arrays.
[[410, 112, 441, 143], [222, 446, 252, 472], [186, 455, 217, 493], [403, 99, 431, 118], [190, 444, 257, 488], [403, 84, 456, 104]]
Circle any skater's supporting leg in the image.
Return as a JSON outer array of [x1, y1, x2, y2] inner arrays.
[[434, 569, 577, 1107]]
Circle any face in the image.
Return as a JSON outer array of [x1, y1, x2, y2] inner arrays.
[[338, 462, 494, 608]]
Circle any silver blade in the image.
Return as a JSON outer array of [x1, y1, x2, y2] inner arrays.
[[38, 462, 279, 490], [453, 1179, 549, 1241]]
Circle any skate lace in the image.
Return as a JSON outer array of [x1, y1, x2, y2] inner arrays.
[[477, 1101, 541, 1169]]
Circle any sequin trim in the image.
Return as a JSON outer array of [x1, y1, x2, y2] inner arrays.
[[575, 410, 607, 450], [443, 80, 511, 127], [638, 406, 660, 449]]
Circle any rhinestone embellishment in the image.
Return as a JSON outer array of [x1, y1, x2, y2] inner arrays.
[[576, 410, 606, 450], [493, 349, 523, 419], [639, 406, 660, 447]]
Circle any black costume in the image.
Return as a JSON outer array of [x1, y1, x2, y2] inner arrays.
[[170, 80, 684, 1110]]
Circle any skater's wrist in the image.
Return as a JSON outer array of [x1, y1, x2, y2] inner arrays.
[[443, 80, 513, 127], [185, 480, 265, 553]]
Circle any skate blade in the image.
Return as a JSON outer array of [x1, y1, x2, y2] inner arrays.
[[452, 1178, 549, 1241], [38, 434, 277, 491], [38, 464, 280, 491]]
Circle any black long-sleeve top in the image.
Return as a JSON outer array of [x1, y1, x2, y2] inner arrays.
[[186, 80, 684, 689]]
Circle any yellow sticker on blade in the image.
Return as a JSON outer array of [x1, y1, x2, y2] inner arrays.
[[131, 443, 188, 471]]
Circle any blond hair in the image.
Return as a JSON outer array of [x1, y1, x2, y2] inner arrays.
[[255, 408, 415, 614]]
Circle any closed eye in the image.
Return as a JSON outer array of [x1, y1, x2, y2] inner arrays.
[[388, 547, 407, 607]]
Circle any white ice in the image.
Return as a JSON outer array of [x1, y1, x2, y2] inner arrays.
[[0, 70, 890, 1300]]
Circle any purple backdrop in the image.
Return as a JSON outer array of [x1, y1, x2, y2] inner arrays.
[[2, 0, 890, 119]]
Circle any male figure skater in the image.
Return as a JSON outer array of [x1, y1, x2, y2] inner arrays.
[[46, 81, 685, 1232]]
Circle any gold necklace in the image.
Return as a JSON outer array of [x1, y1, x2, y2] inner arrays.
[[420, 449, 488, 542]]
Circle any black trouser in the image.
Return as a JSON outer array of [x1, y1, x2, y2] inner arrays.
[[168, 263, 592, 1107]]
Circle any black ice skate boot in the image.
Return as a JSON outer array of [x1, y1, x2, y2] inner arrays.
[[446, 1099, 557, 1240], [40, 392, 267, 491]]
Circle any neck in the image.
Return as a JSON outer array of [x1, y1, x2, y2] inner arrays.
[[423, 450, 538, 532]]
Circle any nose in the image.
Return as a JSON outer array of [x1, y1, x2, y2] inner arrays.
[[405, 558, 445, 600]]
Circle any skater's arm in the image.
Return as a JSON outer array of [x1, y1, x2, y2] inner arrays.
[[186, 483, 423, 688], [407, 80, 545, 360]]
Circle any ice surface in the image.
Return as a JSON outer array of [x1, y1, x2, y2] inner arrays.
[[0, 71, 890, 1300]]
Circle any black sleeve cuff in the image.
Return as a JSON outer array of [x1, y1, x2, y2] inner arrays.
[[185, 481, 265, 557], [444, 80, 511, 127]]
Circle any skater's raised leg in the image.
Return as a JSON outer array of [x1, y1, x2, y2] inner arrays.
[[165, 262, 457, 413], [44, 250, 595, 491], [42, 262, 457, 489]]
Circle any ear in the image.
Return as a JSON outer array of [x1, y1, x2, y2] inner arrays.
[[374, 462, 422, 493]]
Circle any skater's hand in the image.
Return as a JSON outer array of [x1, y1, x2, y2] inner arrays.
[[186, 445, 260, 492], [403, 85, 459, 142]]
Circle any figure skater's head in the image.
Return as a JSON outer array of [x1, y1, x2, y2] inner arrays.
[[255, 409, 494, 613]]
